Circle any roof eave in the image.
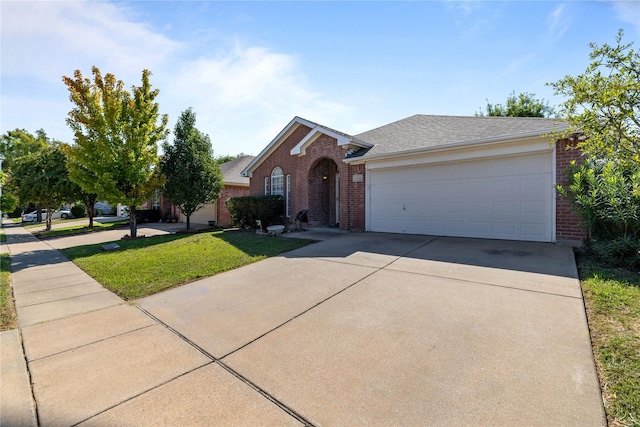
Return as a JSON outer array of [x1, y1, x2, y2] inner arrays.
[[241, 116, 316, 177], [343, 126, 568, 164]]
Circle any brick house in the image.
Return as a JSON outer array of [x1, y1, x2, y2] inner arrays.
[[141, 155, 255, 227], [242, 115, 587, 245]]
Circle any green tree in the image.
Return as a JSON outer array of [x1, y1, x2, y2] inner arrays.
[[0, 129, 49, 171], [160, 108, 223, 231], [10, 144, 77, 231], [548, 29, 639, 167], [0, 129, 50, 213], [216, 153, 247, 164], [0, 194, 17, 217], [550, 30, 640, 265], [476, 91, 556, 117], [63, 66, 169, 238], [62, 143, 100, 228]]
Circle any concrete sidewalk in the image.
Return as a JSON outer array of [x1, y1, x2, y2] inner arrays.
[[1, 222, 606, 426]]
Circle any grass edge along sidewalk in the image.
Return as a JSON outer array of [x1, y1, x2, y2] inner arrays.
[[577, 254, 640, 427], [62, 230, 314, 300], [1, 228, 17, 331]]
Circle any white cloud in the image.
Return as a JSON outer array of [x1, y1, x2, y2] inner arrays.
[[1, 1, 182, 82], [159, 43, 353, 156], [610, 0, 640, 34], [0, 1, 353, 157], [546, 4, 570, 41]]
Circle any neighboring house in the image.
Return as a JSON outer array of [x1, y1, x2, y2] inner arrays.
[[142, 155, 255, 226], [242, 115, 587, 245]]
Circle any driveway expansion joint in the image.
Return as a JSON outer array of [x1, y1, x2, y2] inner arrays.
[[70, 362, 217, 427], [137, 306, 315, 426], [17, 290, 113, 308], [25, 323, 158, 363]]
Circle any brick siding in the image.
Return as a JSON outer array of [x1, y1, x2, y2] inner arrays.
[[248, 125, 587, 242], [555, 138, 588, 245], [217, 185, 250, 226], [248, 124, 366, 230]]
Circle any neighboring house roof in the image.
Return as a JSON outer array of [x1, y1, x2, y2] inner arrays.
[[243, 114, 568, 174], [353, 115, 568, 160], [220, 155, 255, 186]]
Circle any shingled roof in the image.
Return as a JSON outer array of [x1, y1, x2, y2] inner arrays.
[[353, 115, 567, 159], [220, 155, 255, 186]]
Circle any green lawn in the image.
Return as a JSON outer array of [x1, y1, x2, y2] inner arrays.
[[1, 227, 16, 330], [62, 230, 314, 300], [578, 255, 640, 427]]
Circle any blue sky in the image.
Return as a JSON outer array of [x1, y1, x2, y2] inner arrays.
[[1, 1, 638, 156]]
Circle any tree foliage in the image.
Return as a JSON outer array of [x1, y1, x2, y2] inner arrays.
[[216, 153, 247, 164], [476, 91, 556, 117], [548, 29, 639, 167], [550, 30, 640, 266], [63, 66, 169, 237], [0, 129, 49, 171], [160, 108, 223, 231], [10, 144, 77, 231], [558, 160, 640, 268], [0, 129, 50, 210]]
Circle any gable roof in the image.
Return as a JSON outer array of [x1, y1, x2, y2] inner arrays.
[[243, 114, 569, 174], [220, 155, 255, 186], [353, 115, 568, 160], [242, 116, 371, 177]]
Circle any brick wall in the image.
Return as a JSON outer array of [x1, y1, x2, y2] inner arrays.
[[555, 138, 588, 245], [217, 185, 249, 226], [249, 124, 366, 230], [348, 163, 366, 231]]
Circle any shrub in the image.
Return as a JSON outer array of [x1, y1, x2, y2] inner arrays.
[[70, 204, 86, 218], [558, 160, 640, 268], [226, 195, 284, 228]]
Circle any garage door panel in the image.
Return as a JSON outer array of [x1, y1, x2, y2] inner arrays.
[[369, 154, 552, 242], [189, 203, 217, 225]]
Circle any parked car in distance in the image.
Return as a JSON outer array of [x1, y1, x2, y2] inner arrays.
[[21, 209, 45, 222], [50, 209, 73, 220], [21, 209, 74, 222]]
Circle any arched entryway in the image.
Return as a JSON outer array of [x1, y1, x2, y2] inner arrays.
[[308, 157, 339, 227]]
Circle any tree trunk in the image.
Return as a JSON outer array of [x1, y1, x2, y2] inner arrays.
[[86, 202, 94, 228], [186, 215, 190, 231], [45, 213, 52, 231], [129, 206, 137, 238]]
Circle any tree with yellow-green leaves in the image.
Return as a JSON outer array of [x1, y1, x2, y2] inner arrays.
[[63, 66, 169, 238], [549, 30, 639, 267]]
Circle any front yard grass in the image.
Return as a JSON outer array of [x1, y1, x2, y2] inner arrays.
[[578, 254, 640, 427], [62, 230, 314, 300], [0, 228, 17, 330]]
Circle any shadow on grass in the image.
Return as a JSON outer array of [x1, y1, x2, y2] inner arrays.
[[35, 221, 129, 239], [576, 251, 640, 289], [216, 230, 316, 257]]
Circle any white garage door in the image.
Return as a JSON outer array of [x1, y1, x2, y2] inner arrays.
[[368, 153, 553, 242], [188, 202, 217, 225]]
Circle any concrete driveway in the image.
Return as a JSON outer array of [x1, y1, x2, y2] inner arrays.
[[4, 227, 605, 426], [139, 233, 604, 425]]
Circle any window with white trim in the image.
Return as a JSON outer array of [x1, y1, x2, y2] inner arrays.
[[286, 175, 291, 217], [152, 189, 160, 210], [264, 177, 269, 195], [271, 167, 284, 196]]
